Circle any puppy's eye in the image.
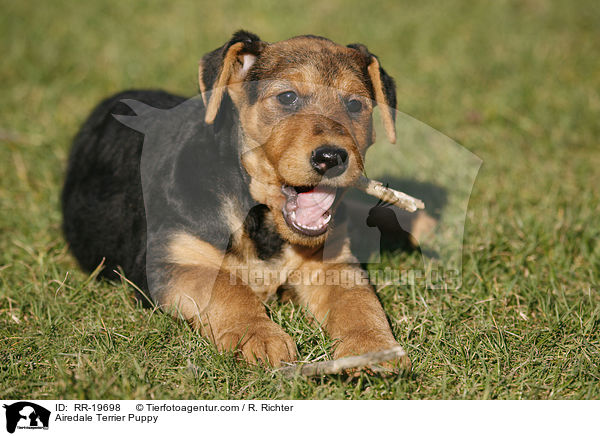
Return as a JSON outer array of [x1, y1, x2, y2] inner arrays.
[[277, 91, 298, 106], [346, 99, 363, 113]]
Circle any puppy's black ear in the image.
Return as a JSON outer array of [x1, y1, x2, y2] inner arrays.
[[199, 30, 266, 124], [348, 43, 397, 144]]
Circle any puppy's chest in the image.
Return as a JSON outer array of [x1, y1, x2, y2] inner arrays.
[[227, 206, 308, 301]]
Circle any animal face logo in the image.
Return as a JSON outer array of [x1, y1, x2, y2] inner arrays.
[[3, 402, 50, 433]]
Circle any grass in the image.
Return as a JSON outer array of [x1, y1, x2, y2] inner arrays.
[[1, 0, 599, 399]]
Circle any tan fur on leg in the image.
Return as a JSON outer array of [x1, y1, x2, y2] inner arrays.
[[162, 233, 297, 366], [292, 260, 409, 368]]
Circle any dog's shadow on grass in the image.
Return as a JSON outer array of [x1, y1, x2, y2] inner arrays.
[[339, 176, 447, 263]]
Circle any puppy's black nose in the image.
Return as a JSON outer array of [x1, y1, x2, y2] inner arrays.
[[310, 146, 348, 177]]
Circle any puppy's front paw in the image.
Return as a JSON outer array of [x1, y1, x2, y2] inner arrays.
[[216, 317, 297, 367], [333, 330, 411, 370]]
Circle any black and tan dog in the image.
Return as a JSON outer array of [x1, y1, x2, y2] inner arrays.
[[62, 30, 407, 367]]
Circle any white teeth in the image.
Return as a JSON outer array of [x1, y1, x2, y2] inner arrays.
[[288, 210, 325, 231], [284, 206, 333, 234]]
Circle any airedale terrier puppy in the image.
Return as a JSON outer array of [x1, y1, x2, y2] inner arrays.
[[62, 30, 407, 367]]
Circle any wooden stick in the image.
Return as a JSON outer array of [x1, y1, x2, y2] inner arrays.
[[354, 176, 425, 212], [275, 345, 408, 377]]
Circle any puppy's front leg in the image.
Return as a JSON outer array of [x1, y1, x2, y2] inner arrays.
[[163, 265, 296, 366], [294, 262, 408, 366]]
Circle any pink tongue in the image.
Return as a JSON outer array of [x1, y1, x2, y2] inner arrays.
[[295, 186, 336, 227]]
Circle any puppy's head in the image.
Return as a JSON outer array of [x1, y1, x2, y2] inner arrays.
[[199, 30, 396, 246]]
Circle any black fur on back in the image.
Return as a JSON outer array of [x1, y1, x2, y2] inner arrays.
[[61, 89, 272, 304], [62, 90, 185, 297]]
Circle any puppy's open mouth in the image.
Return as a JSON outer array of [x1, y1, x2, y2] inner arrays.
[[281, 185, 336, 236]]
